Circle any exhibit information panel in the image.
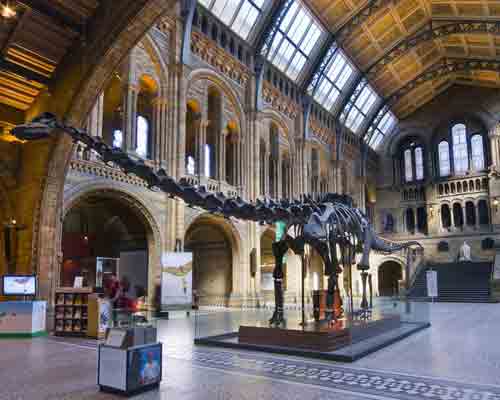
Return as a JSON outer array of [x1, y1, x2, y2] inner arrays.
[[0, 301, 46, 337], [161, 252, 192, 307], [426, 270, 438, 298]]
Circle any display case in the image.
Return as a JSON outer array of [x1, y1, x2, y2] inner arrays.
[[54, 287, 92, 336], [194, 295, 430, 362]]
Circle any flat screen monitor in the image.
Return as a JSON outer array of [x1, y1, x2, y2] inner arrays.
[[2, 275, 36, 296]]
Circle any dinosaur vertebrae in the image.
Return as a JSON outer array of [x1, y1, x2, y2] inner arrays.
[[12, 113, 362, 226]]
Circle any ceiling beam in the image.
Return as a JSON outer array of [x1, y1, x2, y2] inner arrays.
[[334, 0, 394, 44], [0, 58, 50, 85], [16, 0, 82, 35], [366, 21, 500, 78], [386, 58, 500, 106]]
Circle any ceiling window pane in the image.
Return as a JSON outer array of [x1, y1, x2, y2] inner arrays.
[[201, 0, 267, 40], [313, 50, 355, 111], [233, 2, 260, 38], [300, 25, 321, 54], [345, 83, 378, 134], [287, 52, 306, 80], [315, 79, 333, 104], [336, 65, 352, 89], [267, 0, 325, 81]]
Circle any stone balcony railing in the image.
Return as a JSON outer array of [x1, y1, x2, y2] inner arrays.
[[183, 174, 241, 198], [436, 173, 489, 198], [69, 143, 151, 187]]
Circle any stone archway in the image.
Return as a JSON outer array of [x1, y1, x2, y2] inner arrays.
[[62, 188, 162, 304], [378, 260, 403, 297], [184, 213, 242, 306], [33, 1, 177, 302]]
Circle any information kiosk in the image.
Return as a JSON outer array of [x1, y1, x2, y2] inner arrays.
[[0, 275, 46, 337]]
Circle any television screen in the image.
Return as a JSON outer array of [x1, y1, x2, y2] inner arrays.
[[2, 275, 36, 296]]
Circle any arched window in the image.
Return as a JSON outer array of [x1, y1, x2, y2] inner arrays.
[[452, 123, 468, 173], [405, 208, 415, 233], [478, 200, 489, 225], [416, 207, 427, 233], [136, 116, 149, 157], [438, 141, 450, 177], [453, 203, 463, 228], [415, 147, 424, 181], [204, 144, 211, 177], [471, 134, 485, 171], [404, 149, 413, 182], [112, 130, 123, 148], [465, 201, 476, 226], [186, 156, 195, 175], [441, 204, 451, 229]]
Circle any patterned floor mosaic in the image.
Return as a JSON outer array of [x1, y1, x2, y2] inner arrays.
[[164, 346, 500, 400]]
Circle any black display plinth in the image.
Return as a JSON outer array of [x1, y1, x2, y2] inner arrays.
[[239, 314, 401, 351]]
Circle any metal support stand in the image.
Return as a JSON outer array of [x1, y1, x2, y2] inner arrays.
[[300, 253, 306, 327]]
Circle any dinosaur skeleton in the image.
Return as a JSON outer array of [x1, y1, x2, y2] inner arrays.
[[12, 113, 423, 325]]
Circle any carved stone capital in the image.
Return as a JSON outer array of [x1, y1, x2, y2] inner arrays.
[[488, 124, 500, 138]]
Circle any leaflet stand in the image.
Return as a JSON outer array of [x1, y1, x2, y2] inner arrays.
[[98, 342, 162, 396], [97, 325, 161, 396]]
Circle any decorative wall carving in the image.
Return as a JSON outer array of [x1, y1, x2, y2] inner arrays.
[[262, 82, 299, 120], [191, 31, 250, 87]]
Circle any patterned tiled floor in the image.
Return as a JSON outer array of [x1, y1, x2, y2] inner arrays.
[[2, 303, 500, 400]]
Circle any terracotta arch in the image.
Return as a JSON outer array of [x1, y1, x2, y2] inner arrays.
[[187, 68, 245, 130], [34, 1, 177, 301], [184, 212, 243, 305], [136, 33, 169, 89], [260, 108, 291, 139], [62, 185, 163, 302]]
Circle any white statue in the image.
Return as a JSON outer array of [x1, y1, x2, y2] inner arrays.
[[458, 241, 471, 262]]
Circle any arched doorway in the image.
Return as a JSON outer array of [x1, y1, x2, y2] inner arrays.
[[62, 194, 153, 300], [185, 216, 234, 306], [378, 261, 403, 297], [260, 229, 277, 302]]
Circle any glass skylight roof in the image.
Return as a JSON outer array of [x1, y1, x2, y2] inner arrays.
[[345, 84, 378, 134], [199, 0, 267, 40], [314, 50, 354, 111], [367, 111, 397, 150], [267, 0, 325, 81]]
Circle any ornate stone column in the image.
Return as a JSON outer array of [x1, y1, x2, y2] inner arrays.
[[264, 151, 270, 196], [123, 84, 139, 153], [199, 119, 208, 177], [87, 92, 103, 138], [219, 128, 227, 182], [277, 153, 282, 199], [489, 123, 500, 169], [152, 95, 168, 166]]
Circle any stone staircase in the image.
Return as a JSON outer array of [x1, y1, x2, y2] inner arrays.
[[407, 261, 495, 303]]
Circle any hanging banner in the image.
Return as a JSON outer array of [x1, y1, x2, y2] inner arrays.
[[161, 252, 193, 307]]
